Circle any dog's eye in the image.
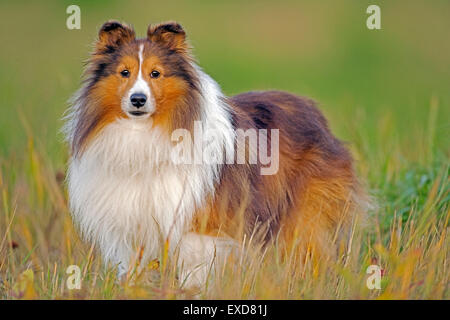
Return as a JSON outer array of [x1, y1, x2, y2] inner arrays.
[[120, 70, 130, 78], [150, 70, 160, 79]]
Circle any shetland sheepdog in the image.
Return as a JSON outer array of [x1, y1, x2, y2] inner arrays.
[[65, 21, 369, 287]]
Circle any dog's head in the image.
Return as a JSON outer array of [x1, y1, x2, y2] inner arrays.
[[71, 21, 202, 154]]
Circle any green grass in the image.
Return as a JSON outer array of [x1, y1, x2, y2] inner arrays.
[[0, 0, 449, 299]]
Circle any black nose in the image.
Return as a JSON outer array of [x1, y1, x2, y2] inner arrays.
[[130, 93, 147, 108]]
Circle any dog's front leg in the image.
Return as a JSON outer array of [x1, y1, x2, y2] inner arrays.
[[177, 233, 238, 289]]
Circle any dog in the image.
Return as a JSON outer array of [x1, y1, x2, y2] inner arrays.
[[64, 20, 369, 287]]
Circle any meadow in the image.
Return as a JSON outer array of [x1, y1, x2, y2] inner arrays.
[[0, 0, 448, 299]]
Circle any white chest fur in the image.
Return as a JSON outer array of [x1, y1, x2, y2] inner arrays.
[[67, 119, 218, 271]]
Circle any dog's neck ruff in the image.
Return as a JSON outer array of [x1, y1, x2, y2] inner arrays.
[[66, 67, 235, 267]]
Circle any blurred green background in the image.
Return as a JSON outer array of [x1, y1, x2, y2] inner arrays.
[[0, 1, 449, 300], [0, 0, 449, 171]]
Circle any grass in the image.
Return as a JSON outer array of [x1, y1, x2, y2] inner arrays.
[[0, 0, 449, 299]]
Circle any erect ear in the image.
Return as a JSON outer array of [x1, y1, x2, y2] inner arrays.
[[147, 22, 187, 52], [96, 20, 135, 53]]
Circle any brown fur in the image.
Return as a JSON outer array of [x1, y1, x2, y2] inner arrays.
[[192, 91, 368, 260]]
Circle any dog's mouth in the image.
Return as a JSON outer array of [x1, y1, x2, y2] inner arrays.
[[128, 111, 148, 117]]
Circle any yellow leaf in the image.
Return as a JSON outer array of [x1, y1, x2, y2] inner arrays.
[[13, 269, 36, 299], [148, 259, 160, 271]]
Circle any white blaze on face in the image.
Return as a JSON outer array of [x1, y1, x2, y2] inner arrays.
[[122, 44, 155, 116]]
